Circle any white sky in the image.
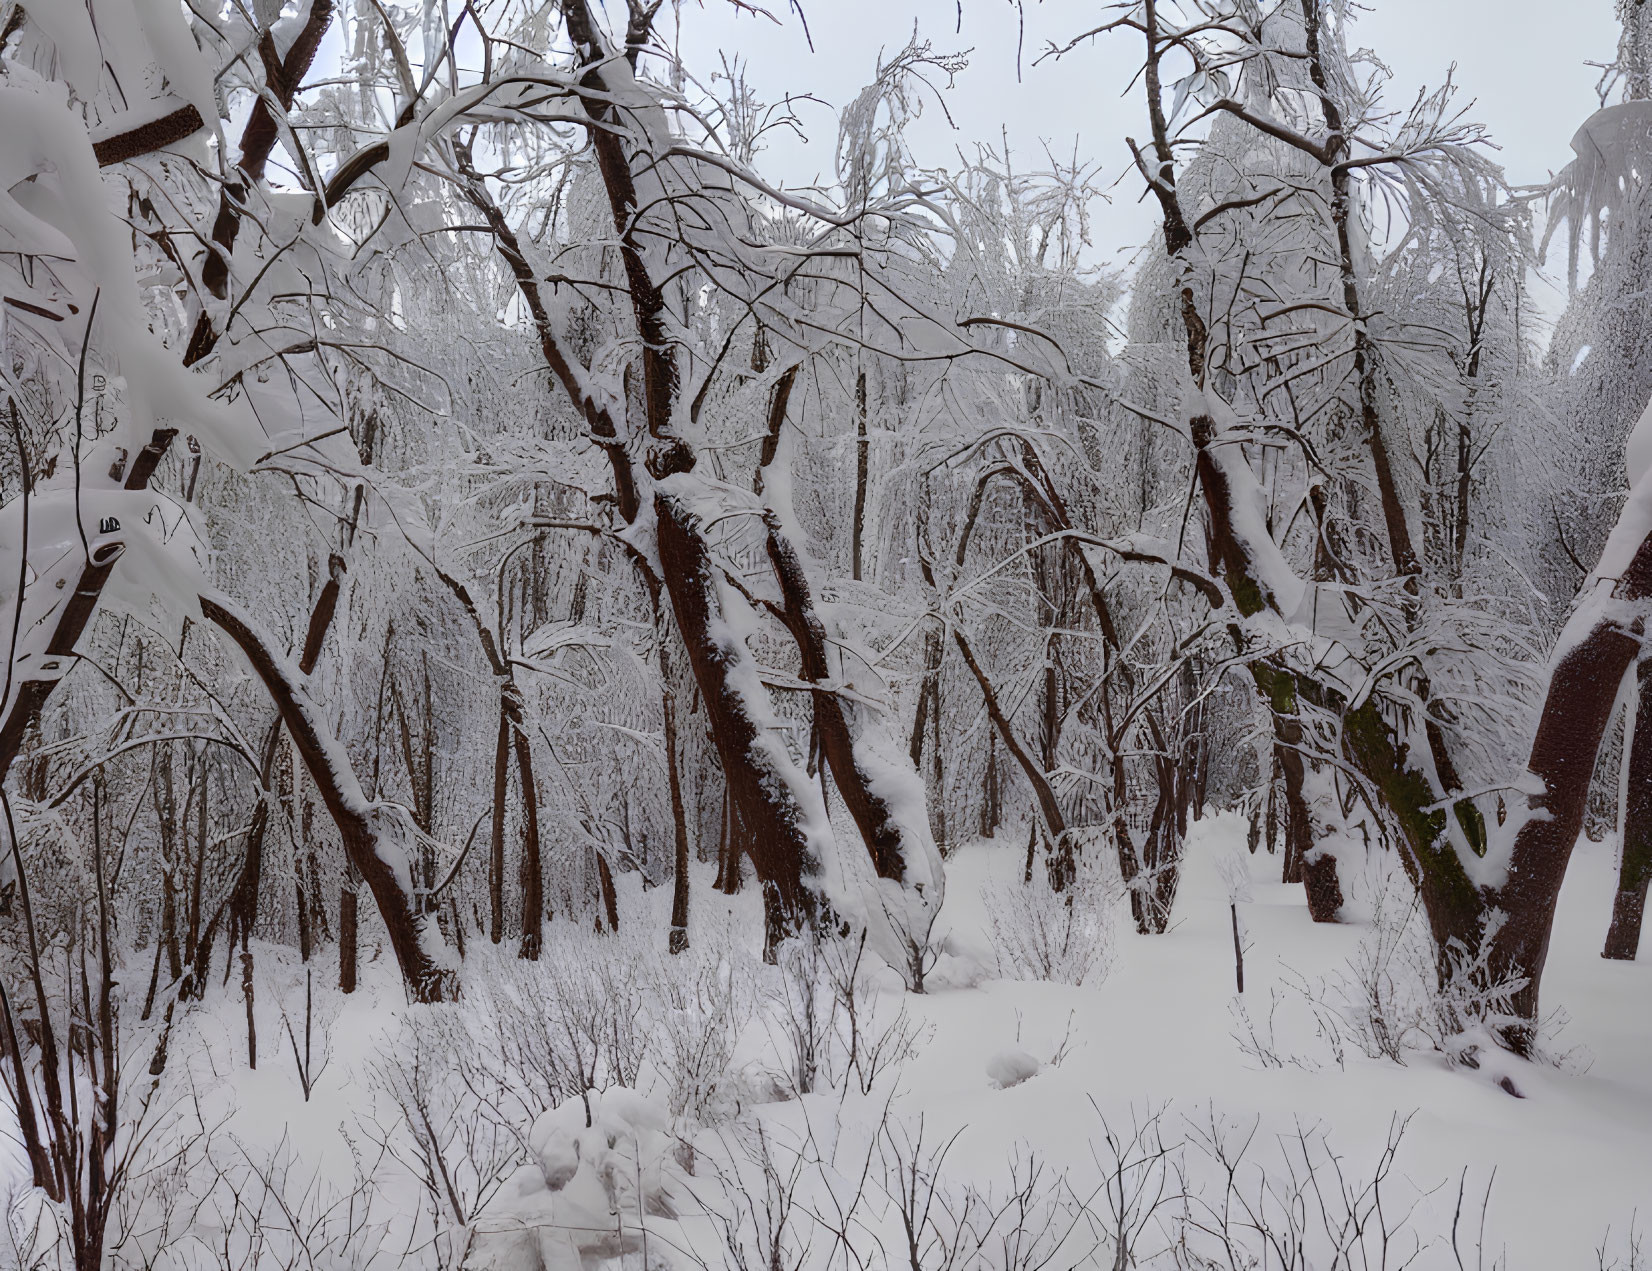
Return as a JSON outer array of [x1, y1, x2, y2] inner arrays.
[[668, 0, 1620, 304]]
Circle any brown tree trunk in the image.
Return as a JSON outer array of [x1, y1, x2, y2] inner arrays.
[[656, 492, 821, 952], [908, 623, 947, 850], [1606, 661, 1652, 959], [766, 518, 914, 886], [242, 949, 257, 1069], [339, 883, 358, 995], [981, 730, 1001, 837], [596, 851, 620, 934], [765, 515, 939, 983], [184, 0, 337, 364], [225, 723, 282, 984], [200, 593, 452, 1002], [950, 622, 1066, 842], [1490, 584, 1651, 1046], [1276, 729, 1343, 922], [0, 430, 176, 784], [1340, 524, 1652, 1051], [489, 694, 510, 944], [182, 766, 207, 995], [665, 672, 691, 955], [508, 686, 543, 960]]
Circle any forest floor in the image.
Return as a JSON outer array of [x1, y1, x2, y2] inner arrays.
[[72, 817, 1651, 1270], [897, 818, 1652, 1268]]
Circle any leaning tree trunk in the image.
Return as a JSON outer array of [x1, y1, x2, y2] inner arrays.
[[1486, 518, 1652, 1045], [0, 431, 176, 784], [451, 0, 946, 976], [0, 0, 338, 789], [655, 490, 828, 954], [765, 514, 943, 986], [1341, 490, 1652, 1051], [1605, 658, 1652, 959], [199, 593, 453, 1002]]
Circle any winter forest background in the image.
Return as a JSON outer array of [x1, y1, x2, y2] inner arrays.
[[1, 0, 1652, 1265]]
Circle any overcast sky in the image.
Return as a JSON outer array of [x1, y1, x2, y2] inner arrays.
[[669, 0, 1619, 307]]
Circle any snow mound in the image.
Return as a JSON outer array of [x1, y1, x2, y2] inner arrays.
[[464, 1087, 679, 1271], [985, 1047, 1041, 1089]]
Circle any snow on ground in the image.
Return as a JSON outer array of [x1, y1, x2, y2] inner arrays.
[[100, 815, 1650, 1269], [889, 816, 1652, 1267]]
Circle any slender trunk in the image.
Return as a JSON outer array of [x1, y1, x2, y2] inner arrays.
[[296, 866, 311, 963], [1280, 753, 1303, 882], [596, 852, 620, 933], [1454, 411, 1474, 580], [981, 731, 1001, 837], [339, 882, 358, 995], [161, 886, 182, 986], [140, 930, 164, 1022], [241, 950, 256, 1069], [489, 696, 509, 944], [713, 785, 731, 893], [950, 623, 1065, 842], [0, 980, 50, 1194], [182, 767, 206, 994], [665, 670, 691, 954], [1605, 660, 1652, 959], [1303, 0, 1418, 586], [852, 368, 869, 582], [0, 789, 67, 1205], [909, 623, 947, 851], [229, 723, 281, 961], [507, 686, 543, 960], [1132, 713, 1186, 931], [1266, 762, 1280, 852]]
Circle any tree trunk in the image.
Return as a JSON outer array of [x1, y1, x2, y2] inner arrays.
[[950, 622, 1066, 842], [909, 623, 948, 851], [489, 690, 510, 945], [595, 851, 620, 933], [665, 672, 691, 955], [655, 490, 825, 952], [1276, 729, 1343, 922], [200, 592, 453, 1002], [508, 685, 542, 960], [1605, 660, 1652, 959], [852, 368, 869, 581], [339, 883, 358, 995], [184, 0, 336, 364], [0, 430, 175, 784], [1340, 516, 1652, 1050], [1486, 526, 1652, 1044], [765, 515, 942, 981]]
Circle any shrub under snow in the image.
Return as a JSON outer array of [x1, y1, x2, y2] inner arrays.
[[982, 840, 1122, 986]]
